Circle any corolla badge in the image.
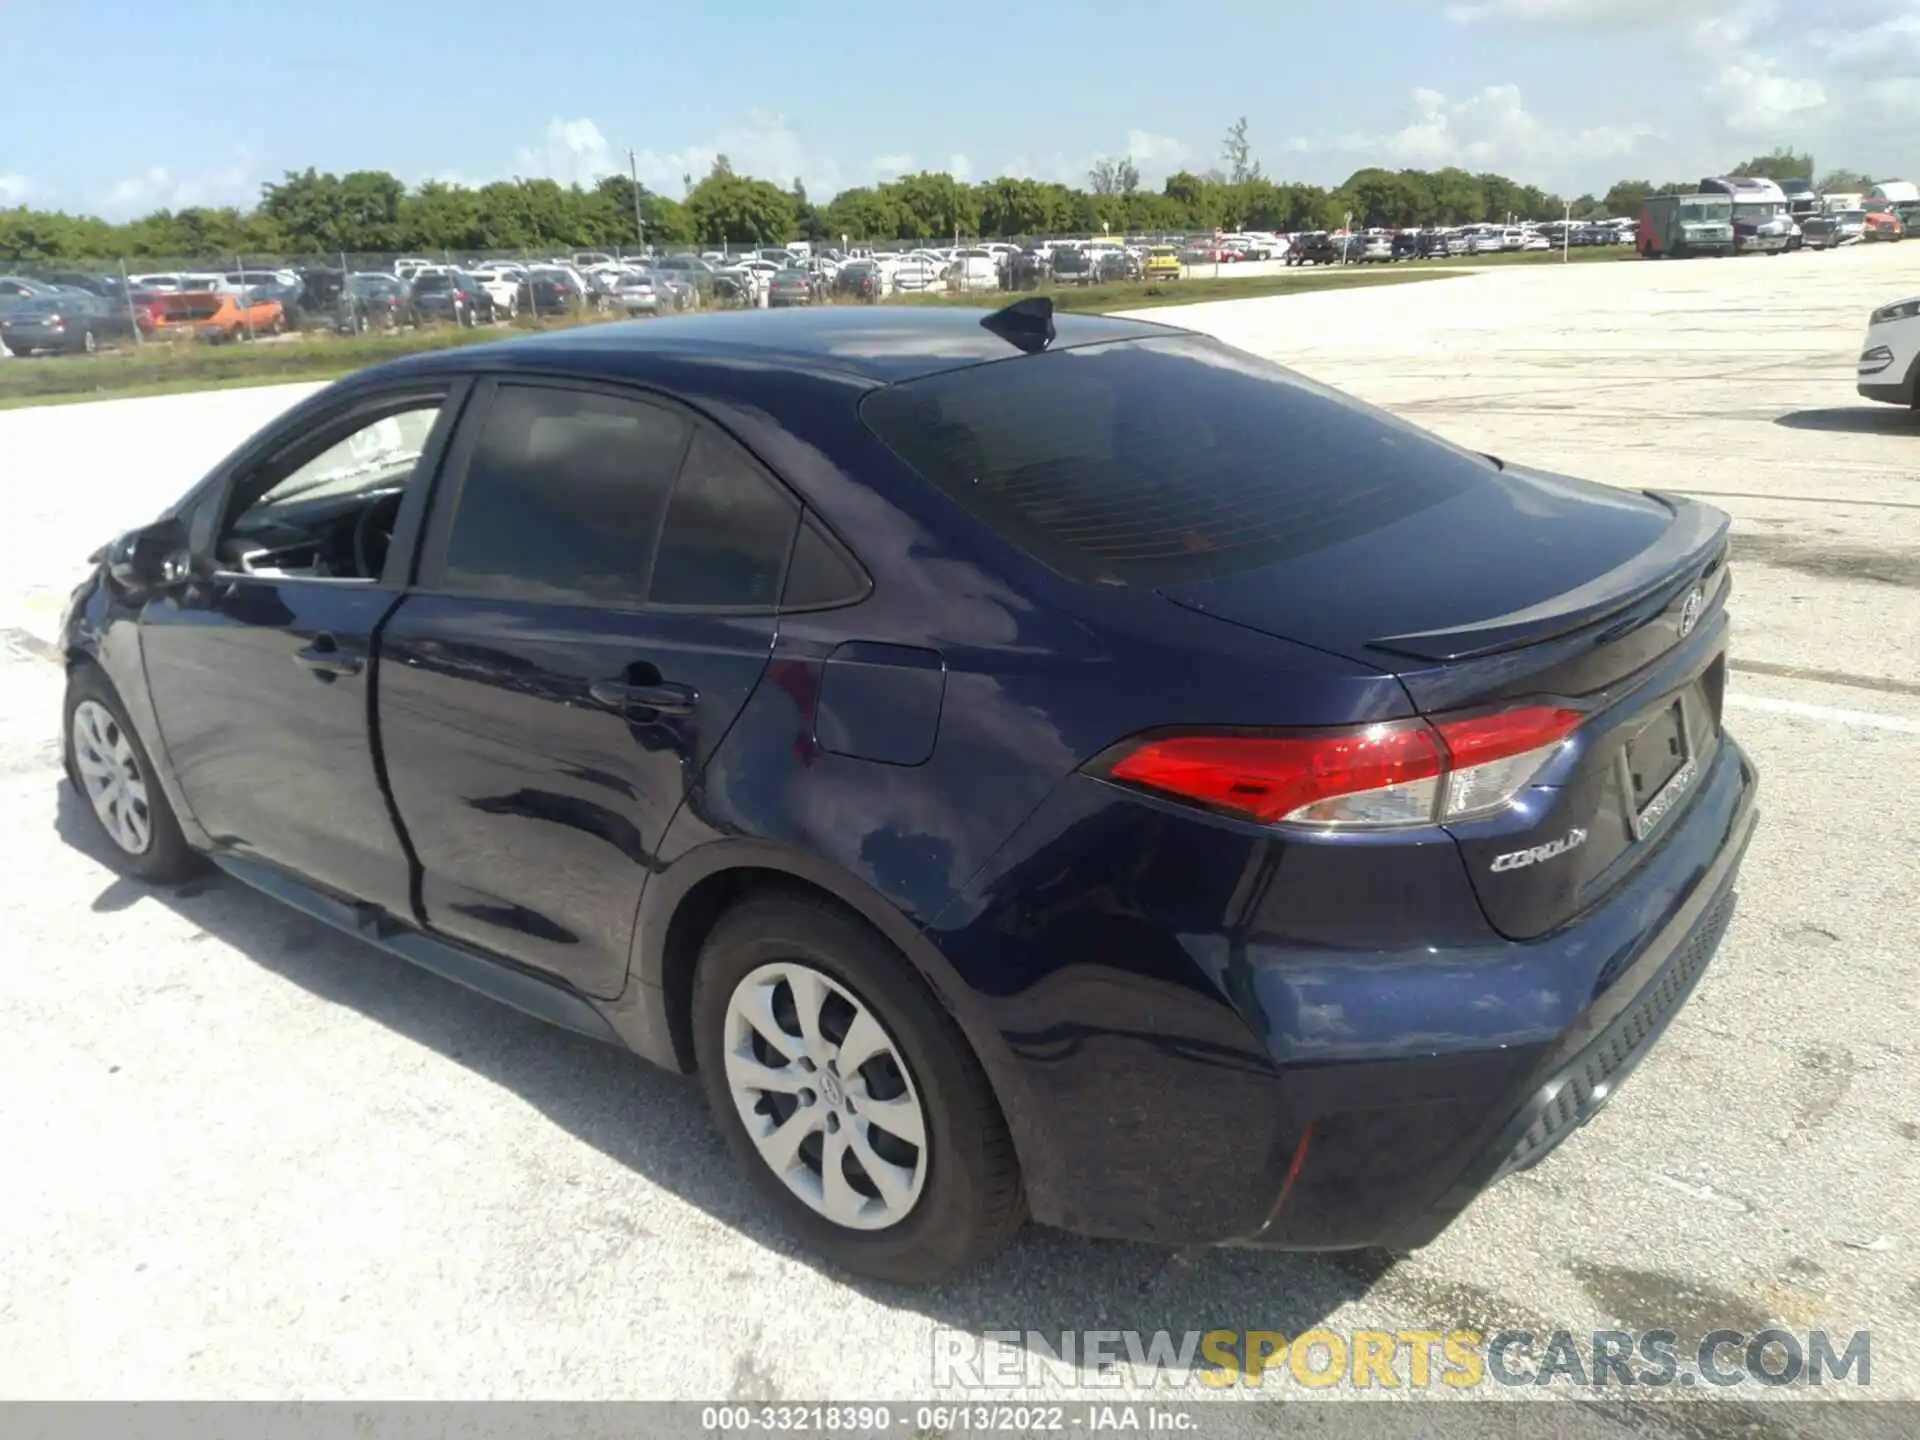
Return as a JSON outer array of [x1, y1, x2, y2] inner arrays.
[[1678, 585, 1705, 638], [1491, 828, 1589, 873]]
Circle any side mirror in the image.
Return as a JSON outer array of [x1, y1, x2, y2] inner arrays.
[[106, 517, 190, 598]]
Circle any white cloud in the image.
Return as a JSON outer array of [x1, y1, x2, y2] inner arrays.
[[99, 156, 260, 217], [1125, 129, 1187, 168], [947, 153, 972, 182], [1810, 11, 1920, 71], [625, 111, 844, 195], [1444, 0, 1740, 27], [1446, 0, 1915, 176], [1305, 84, 1654, 186], [1699, 53, 1827, 134], [870, 153, 916, 180], [514, 117, 617, 187], [0, 171, 29, 204]]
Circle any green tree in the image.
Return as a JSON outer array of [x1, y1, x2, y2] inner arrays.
[[1222, 116, 1262, 185], [400, 181, 484, 251], [978, 177, 1058, 237], [1602, 180, 1658, 217], [1087, 157, 1139, 197], [1817, 168, 1878, 194], [884, 171, 977, 239], [822, 185, 900, 242], [684, 171, 795, 244], [1731, 148, 1814, 181]]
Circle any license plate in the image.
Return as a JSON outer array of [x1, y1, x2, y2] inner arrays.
[[1625, 700, 1694, 837]]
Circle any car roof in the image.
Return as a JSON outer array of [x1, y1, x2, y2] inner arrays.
[[381, 305, 1185, 385]]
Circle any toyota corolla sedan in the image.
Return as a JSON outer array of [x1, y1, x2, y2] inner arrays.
[[60, 303, 1757, 1284]]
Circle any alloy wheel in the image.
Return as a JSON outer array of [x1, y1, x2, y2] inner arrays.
[[71, 699, 152, 855], [721, 961, 929, 1231]]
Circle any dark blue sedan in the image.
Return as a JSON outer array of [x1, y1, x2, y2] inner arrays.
[[60, 302, 1757, 1283]]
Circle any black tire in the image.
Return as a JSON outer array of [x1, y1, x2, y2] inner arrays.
[[63, 664, 204, 884], [692, 891, 1023, 1285]]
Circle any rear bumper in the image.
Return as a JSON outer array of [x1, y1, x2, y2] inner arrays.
[[930, 729, 1759, 1249], [1, 325, 75, 349], [1249, 736, 1757, 1251]]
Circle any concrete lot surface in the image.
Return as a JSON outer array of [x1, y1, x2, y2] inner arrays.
[[1, 246, 1916, 1413]]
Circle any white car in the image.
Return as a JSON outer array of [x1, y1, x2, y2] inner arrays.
[[890, 257, 944, 292], [1858, 297, 1920, 406], [469, 267, 524, 317], [948, 249, 1002, 292], [1522, 232, 1552, 252]]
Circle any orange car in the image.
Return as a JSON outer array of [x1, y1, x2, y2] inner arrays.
[[1863, 206, 1906, 242], [151, 290, 286, 342]]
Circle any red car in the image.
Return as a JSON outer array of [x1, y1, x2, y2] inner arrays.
[[127, 291, 169, 336]]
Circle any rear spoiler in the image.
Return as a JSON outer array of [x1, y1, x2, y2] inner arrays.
[[1371, 493, 1730, 661]]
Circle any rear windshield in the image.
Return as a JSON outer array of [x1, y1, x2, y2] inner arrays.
[[162, 296, 221, 319], [860, 335, 1492, 587]]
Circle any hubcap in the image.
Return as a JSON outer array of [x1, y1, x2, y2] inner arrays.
[[721, 961, 929, 1231], [71, 700, 152, 855]]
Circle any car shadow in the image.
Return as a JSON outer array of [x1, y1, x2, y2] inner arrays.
[[1771, 406, 1920, 434], [54, 782, 1387, 1356]]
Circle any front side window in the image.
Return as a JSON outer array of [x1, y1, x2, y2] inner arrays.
[[437, 385, 691, 606], [220, 399, 445, 578]]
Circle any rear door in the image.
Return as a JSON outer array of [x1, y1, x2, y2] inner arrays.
[[377, 378, 802, 998]]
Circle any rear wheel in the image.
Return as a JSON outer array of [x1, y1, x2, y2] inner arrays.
[[64, 666, 203, 883], [692, 892, 1023, 1285]]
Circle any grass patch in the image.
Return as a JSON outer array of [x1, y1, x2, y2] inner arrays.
[[891, 265, 1463, 313], [1451, 246, 1637, 266], [0, 267, 1473, 409]]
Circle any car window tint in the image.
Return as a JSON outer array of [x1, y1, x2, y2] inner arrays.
[[782, 514, 867, 609], [439, 385, 690, 605], [649, 428, 799, 608], [861, 334, 1492, 588]]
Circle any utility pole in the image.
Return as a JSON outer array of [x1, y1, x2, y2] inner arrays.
[[625, 149, 646, 253]]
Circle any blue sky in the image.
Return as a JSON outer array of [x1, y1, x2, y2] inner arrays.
[[2, 0, 1914, 216]]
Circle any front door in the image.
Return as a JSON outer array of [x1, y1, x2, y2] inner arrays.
[[139, 388, 458, 916], [377, 379, 803, 997]]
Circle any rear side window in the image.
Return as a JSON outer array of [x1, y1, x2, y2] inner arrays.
[[436, 385, 690, 605], [860, 335, 1491, 587], [782, 514, 868, 608], [649, 428, 799, 608]]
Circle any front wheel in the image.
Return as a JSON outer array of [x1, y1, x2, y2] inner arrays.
[[692, 892, 1023, 1285], [64, 666, 204, 883]]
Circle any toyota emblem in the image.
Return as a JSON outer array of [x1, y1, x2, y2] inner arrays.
[[1678, 585, 1705, 638]]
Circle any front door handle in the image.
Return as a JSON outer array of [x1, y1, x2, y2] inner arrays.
[[589, 679, 698, 715], [296, 634, 363, 680]]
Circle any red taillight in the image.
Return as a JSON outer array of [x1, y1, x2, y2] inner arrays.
[[1110, 725, 1443, 827], [1104, 706, 1583, 830], [455, 289, 469, 301]]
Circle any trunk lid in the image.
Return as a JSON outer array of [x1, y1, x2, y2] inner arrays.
[[1161, 472, 1733, 940]]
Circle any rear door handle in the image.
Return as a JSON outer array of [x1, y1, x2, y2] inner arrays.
[[295, 635, 363, 679], [590, 679, 698, 715]]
